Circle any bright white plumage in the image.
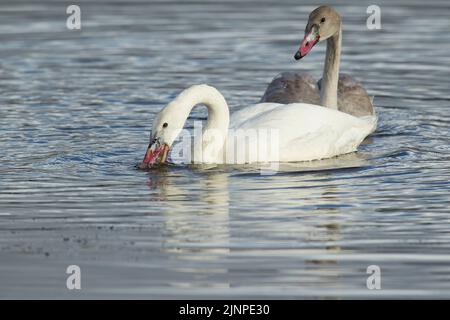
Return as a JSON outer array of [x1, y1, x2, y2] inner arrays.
[[229, 102, 376, 163], [140, 84, 377, 168]]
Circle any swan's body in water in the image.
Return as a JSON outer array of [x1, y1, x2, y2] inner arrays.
[[261, 6, 375, 117], [140, 84, 376, 167]]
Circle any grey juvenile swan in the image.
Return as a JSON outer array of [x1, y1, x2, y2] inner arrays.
[[260, 5, 374, 117]]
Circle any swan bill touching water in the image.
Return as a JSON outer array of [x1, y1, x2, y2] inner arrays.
[[139, 84, 377, 168], [261, 5, 375, 117]]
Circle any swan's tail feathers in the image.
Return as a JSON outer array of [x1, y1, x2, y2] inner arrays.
[[370, 95, 375, 105], [359, 114, 378, 134]]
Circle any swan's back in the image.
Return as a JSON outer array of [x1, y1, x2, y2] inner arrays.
[[261, 72, 375, 117], [260, 72, 321, 105], [228, 102, 376, 162], [318, 74, 375, 117]]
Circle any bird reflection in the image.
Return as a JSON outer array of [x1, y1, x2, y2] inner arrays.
[[142, 152, 370, 293], [145, 167, 231, 289]]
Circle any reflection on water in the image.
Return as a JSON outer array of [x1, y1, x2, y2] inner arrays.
[[0, 0, 450, 298]]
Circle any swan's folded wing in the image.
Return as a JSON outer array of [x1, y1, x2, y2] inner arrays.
[[260, 72, 321, 105], [230, 103, 282, 129], [318, 74, 375, 117], [233, 103, 376, 161]]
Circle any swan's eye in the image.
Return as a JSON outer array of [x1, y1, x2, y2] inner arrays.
[[320, 17, 326, 23], [163, 122, 168, 128]]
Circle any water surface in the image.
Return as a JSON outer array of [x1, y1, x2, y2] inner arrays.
[[1, 0, 450, 298]]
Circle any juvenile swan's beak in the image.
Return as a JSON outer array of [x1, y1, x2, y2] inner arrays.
[[139, 139, 169, 169], [294, 24, 320, 60]]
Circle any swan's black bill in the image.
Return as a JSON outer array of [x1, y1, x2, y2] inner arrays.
[[294, 51, 303, 60]]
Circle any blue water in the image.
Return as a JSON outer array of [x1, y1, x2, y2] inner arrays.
[[0, 0, 450, 298]]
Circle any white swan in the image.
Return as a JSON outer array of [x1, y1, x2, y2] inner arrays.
[[139, 84, 377, 168]]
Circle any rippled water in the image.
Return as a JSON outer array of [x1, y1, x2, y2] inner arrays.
[[1, 0, 450, 298]]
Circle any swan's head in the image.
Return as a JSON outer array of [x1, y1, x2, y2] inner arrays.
[[139, 84, 228, 168], [294, 6, 341, 60], [139, 101, 187, 168]]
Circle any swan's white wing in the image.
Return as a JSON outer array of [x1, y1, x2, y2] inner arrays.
[[229, 103, 282, 129], [230, 103, 377, 162]]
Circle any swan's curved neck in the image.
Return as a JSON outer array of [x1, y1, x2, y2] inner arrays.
[[172, 85, 230, 156], [175, 85, 229, 132], [321, 26, 341, 109]]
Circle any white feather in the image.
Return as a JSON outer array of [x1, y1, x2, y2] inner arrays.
[[156, 85, 377, 164]]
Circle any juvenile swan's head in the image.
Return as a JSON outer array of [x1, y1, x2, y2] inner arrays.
[[294, 6, 341, 60]]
